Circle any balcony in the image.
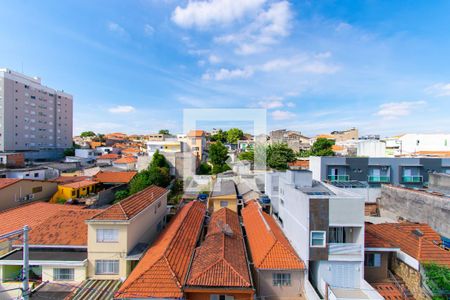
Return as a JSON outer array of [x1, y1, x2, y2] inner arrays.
[[402, 175, 423, 183], [328, 243, 362, 255], [368, 175, 390, 183], [328, 175, 350, 182]]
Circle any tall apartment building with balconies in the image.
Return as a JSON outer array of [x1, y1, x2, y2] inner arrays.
[[0, 69, 73, 158]]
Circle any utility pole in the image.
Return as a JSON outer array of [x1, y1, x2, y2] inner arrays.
[[22, 225, 29, 300]]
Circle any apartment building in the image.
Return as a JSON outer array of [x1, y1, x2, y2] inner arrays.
[[266, 170, 382, 299], [0, 69, 73, 157], [269, 129, 310, 152], [309, 156, 450, 202], [85, 185, 168, 280]]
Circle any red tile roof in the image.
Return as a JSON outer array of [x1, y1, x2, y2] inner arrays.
[[0, 202, 83, 236], [97, 153, 120, 160], [90, 185, 168, 221], [60, 180, 97, 189], [371, 282, 404, 300], [288, 160, 309, 169], [187, 130, 205, 137], [27, 209, 101, 246], [0, 178, 21, 190], [366, 223, 450, 266], [186, 208, 252, 289], [113, 156, 137, 164], [93, 171, 137, 184], [242, 201, 305, 270], [115, 201, 206, 299], [49, 176, 89, 184], [365, 230, 397, 249]]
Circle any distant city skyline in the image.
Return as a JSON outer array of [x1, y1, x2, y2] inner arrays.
[[1, 1, 449, 136]]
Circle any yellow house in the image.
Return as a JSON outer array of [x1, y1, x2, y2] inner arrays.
[[187, 130, 206, 162], [208, 179, 238, 212], [51, 180, 98, 203], [85, 185, 169, 280]]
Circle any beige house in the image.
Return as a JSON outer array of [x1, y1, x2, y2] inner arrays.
[[208, 179, 238, 212], [85, 185, 168, 280], [0, 178, 57, 211], [186, 130, 206, 163]]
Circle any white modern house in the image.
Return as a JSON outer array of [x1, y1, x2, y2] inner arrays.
[[266, 170, 382, 300]]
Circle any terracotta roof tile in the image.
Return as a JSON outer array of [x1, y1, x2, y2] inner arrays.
[[242, 201, 305, 270], [366, 223, 450, 266], [187, 130, 205, 137], [0, 202, 82, 236], [0, 178, 22, 189], [113, 157, 137, 164], [27, 209, 101, 246], [60, 180, 97, 189], [97, 153, 120, 160], [49, 176, 89, 184], [90, 185, 168, 221], [186, 208, 252, 289], [115, 201, 206, 299], [371, 282, 404, 300], [365, 230, 397, 249], [93, 171, 137, 184]]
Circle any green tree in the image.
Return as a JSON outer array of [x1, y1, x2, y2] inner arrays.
[[238, 150, 254, 161], [150, 150, 170, 169], [80, 131, 96, 138], [158, 129, 170, 135], [267, 143, 296, 170], [114, 190, 129, 203], [227, 128, 244, 144], [64, 148, 75, 156], [128, 171, 151, 194], [310, 138, 335, 156], [209, 141, 230, 174], [148, 165, 171, 187], [197, 162, 212, 175], [210, 129, 227, 143]]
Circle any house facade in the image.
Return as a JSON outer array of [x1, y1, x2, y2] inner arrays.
[[85, 185, 168, 280]]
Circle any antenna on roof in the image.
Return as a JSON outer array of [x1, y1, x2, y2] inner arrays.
[[216, 220, 234, 237]]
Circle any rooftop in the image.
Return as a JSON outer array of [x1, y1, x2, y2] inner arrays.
[[211, 179, 236, 197], [242, 201, 305, 270], [0, 178, 22, 189], [60, 180, 97, 189], [186, 208, 252, 289], [1, 248, 87, 262], [49, 176, 89, 184], [90, 185, 168, 221], [93, 171, 137, 184], [366, 222, 450, 266], [115, 201, 206, 299], [187, 130, 205, 137], [97, 153, 120, 160], [0, 202, 82, 236], [27, 209, 100, 246], [70, 280, 121, 300], [113, 156, 137, 164]]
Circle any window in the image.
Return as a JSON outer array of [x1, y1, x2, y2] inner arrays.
[[220, 201, 228, 207], [53, 268, 74, 281], [32, 186, 43, 193], [34, 172, 39, 178], [365, 253, 381, 267], [310, 231, 326, 247], [273, 273, 291, 286], [96, 229, 119, 243], [95, 260, 119, 275]]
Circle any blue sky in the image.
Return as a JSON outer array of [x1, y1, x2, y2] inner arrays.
[[1, 0, 449, 137]]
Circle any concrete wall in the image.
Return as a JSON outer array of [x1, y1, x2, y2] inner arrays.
[[0, 180, 57, 211], [379, 185, 450, 237], [429, 172, 450, 192], [312, 261, 362, 296]]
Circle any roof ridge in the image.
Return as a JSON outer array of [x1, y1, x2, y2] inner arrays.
[[222, 254, 250, 286], [257, 238, 277, 267], [163, 255, 183, 289], [117, 202, 128, 220]]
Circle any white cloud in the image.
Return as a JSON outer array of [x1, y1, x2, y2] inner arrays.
[[258, 99, 284, 109], [215, 1, 292, 55], [144, 24, 155, 36], [425, 82, 450, 97], [108, 105, 136, 113], [286, 101, 295, 107], [202, 67, 253, 80], [375, 101, 426, 119], [271, 109, 296, 120], [335, 22, 352, 32], [171, 0, 265, 28], [107, 22, 127, 36], [259, 55, 339, 74], [208, 54, 222, 64]]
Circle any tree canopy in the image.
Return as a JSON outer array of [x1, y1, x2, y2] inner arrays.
[[226, 128, 244, 144], [238, 150, 254, 162], [158, 129, 170, 135], [210, 129, 227, 143], [267, 143, 296, 170], [208, 141, 230, 174], [80, 131, 96, 138], [299, 138, 335, 157]]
